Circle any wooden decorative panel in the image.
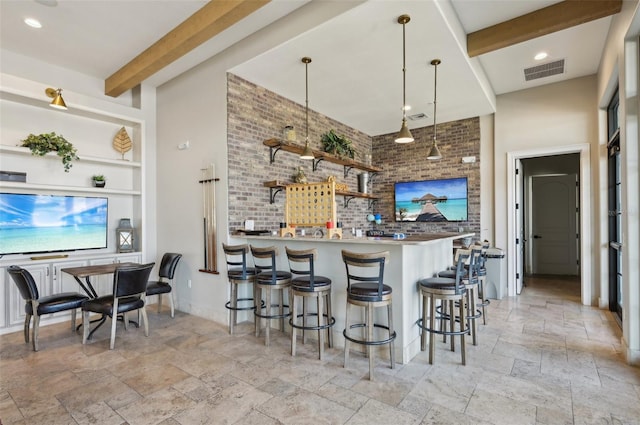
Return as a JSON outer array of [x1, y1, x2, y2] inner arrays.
[[285, 182, 336, 226]]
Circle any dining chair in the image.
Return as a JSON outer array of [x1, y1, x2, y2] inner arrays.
[[7, 265, 89, 351], [82, 262, 154, 349], [145, 253, 182, 317]]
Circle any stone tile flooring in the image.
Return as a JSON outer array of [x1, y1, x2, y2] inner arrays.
[[1, 276, 639, 424]]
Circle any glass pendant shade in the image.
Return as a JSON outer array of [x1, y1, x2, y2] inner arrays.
[[396, 119, 414, 143], [428, 59, 442, 160], [395, 14, 414, 144], [300, 140, 314, 159], [300, 57, 314, 160], [427, 140, 442, 160]]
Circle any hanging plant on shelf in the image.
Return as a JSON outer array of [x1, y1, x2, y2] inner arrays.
[[320, 129, 355, 159], [20, 132, 79, 172], [113, 126, 132, 160]]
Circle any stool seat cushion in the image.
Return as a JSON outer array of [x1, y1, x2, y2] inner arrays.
[[25, 292, 88, 315], [256, 270, 292, 284], [228, 267, 259, 279], [348, 283, 392, 302], [291, 276, 331, 291], [419, 277, 457, 290], [146, 281, 172, 296]]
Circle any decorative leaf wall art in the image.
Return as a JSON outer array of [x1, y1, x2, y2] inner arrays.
[[113, 127, 132, 160]]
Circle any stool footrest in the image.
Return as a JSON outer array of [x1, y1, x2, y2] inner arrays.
[[255, 303, 291, 320], [225, 298, 264, 312], [416, 318, 470, 337], [343, 323, 397, 346], [289, 313, 336, 331]]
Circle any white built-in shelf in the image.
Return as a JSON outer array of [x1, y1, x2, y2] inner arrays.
[[0, 145, 141, 168], [0, 180, 141, 195]]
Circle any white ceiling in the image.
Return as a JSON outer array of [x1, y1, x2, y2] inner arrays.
[[0, 0, 613, 137]]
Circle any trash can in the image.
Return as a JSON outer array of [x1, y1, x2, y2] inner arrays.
[[485, 247, 505, 299]]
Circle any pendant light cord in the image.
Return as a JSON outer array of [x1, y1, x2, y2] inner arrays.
[[433, 61, 437, 142], [402, 20, 407, 121]]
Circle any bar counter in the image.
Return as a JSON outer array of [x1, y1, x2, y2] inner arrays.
[[234, 232, 474, 364]]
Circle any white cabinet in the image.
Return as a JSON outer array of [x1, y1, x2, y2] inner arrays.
[[0, 268, 6, 329]]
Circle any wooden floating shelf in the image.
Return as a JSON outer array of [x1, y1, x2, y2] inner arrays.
[[263, 138, 383, 175], [263, 180, 379, 207]]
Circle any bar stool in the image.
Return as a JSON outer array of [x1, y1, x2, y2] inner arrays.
[[285, 247, 335, 360], [437, 248, 482, 345], [250, 245, 292, 346], [222, 243, 261, 335], [417, 251, 470, 365], [477, 241, 490, 325], [342, 250, 396, 380]]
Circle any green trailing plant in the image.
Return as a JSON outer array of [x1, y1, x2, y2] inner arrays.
[[321, 129, 355, 159], [20, 132, 79, 172]]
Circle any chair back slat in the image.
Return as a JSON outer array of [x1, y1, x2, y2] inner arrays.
[[286, 247, 317, 287], [114, 263, 155, 298], [341, 250, 389, 297], [7, 266, 39, 300], [158, 253, 182, 279], [250, 245, 279, 284]]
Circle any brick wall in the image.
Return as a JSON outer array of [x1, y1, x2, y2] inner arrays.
[[227, 73, 480, 237], [371, 117, 481, 236]]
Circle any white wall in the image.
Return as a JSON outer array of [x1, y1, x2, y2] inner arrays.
[[494, 75, 598, 299], [0, 51, 158, 264], [596, 0, 640, 365], [155, 1, 364, 324]]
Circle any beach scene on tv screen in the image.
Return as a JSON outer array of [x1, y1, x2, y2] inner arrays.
[[395, 177, 468, 222], [0, 193, 108, 255]]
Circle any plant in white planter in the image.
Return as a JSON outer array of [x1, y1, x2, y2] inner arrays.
[[92, 174, 106, 187]]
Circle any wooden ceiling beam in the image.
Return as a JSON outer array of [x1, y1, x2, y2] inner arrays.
[[467, 0, 622, 57], [105, 0, 270, 97]]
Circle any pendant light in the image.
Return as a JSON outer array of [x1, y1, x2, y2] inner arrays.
[[427, 59, 442, 160], [45, 87, 67, 110], [300, 57, 314, 160], [395, 14, 414, 144]]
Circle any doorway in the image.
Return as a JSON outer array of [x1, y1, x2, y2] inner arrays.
[[507, 145, 591, 305], [522, 155, 580, 281]]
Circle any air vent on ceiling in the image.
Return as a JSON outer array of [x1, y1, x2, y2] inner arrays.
[[408, 112, 427, 121], [524, 59, 565, 81]]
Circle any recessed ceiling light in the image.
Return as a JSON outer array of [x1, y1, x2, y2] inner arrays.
[[24, 17, 42, 28], [534, 52, 548, 61]]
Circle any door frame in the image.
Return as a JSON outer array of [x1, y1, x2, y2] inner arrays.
[[507, 143, 591, 305]]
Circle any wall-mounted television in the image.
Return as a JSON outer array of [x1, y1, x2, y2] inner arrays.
[[394, 177, 468, 222], [0, 193, 108, 255]]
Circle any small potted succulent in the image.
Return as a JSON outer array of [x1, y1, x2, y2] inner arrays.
[[92, 174, 106, 188]]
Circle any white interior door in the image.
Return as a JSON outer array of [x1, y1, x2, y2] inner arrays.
[[515, 159, 524, 294], [531, 174, 578, 275]]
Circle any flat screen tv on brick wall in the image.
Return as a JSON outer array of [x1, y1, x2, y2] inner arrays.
[[0, 193, 108, 255], [394, 177, 468, 222]]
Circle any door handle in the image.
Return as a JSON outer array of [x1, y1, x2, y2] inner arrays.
[[533, 235, 542, 239]]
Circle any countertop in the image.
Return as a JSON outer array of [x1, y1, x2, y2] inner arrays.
[[237, 232, 474, 246]]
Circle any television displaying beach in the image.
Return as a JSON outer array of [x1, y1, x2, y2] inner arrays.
[[394, 177, 468, 222], [0, 193, 108, 255]]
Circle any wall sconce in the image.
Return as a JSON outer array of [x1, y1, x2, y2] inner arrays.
[[45, 87, 67, 110]]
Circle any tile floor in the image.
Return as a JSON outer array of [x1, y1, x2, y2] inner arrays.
[[1, 276, 639, 425]]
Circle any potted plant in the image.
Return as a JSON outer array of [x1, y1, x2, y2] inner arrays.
[[92, 174, 106, 187], [20, 132, 79, 172], [320, 129, 355, 159]]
